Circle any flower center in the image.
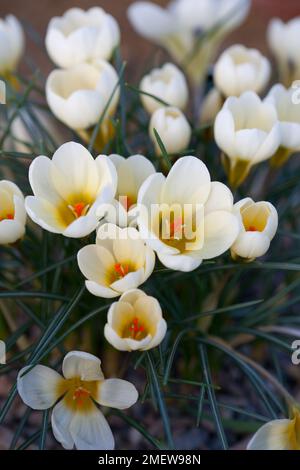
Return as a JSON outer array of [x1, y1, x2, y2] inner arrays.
[[0, 213, 14, 222], [68, 202, 90, 219], [120, 195, 135, 212], [114, 263, 129, 278], [247, 225, 258, 232], [130, 317, 145, 339], [168, 216, 185, 240], [72, 386, 91, 408]]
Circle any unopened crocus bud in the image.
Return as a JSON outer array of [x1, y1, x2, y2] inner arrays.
[[230, 198, 278, 262], [149, 106, 191, 156], [140, 63, 188, 114], [214, 44, 270, 97], [0, 15, 24, 75]]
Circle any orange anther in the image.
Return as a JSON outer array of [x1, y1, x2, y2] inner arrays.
[[114, 263, 129, 278], [247, 226, 257, 232]]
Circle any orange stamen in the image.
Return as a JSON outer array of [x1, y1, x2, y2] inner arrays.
[[114, 263, 129, 278], [247, 226, 257, 232], [73, 387, 91, 407], [73, 202, 86, 218], [0, 213, 14, 221], [120, 196, 133, 212], [130, 317, 145, 339], [170, 217, 184, 238]]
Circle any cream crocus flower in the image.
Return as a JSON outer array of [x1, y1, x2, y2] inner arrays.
[[105, 154, 156, 227], [247, 408, 300, 450], [0, 180, 26, 244], [214, 45, 271, 97], [230, 198, 278, 262], [0, 15, 24, 75], [17, 351, 138, 450], [46, 60, 119, 131], [149, 107, 191, 156], [77, 224, 155, 298], [137, 156, 239, 272], [264, 84, 300, 167], [140, 63, 188, 114], [267, 17, 300, 86], [128, 0, 250, 85], [214, 91, 281, 188], [25, 142, 117, 238], [104, 289, 167, 351], [45, 7, 120, 68]]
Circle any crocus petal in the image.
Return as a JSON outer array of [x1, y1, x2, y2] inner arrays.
[[70, 406, 114, 450], [247, 419, 297, 450], [17, 365, 62, 410], [147, 318, 168, 350], [204, 182, 234, 214], [162, 156, 211, 205], [214, 108, 236, 157], [128, 1, 176, 42], [51, 399, 74, 450], [62, 351, 104, 381], [28, 156, 62, 205], [157, 251, 202, 272], [0, 220, 25, 244], [62, 214, 99, 238], [96, 379, 138, 410], [25, 196, 66, 234], [199, 211, 239, 259], [231, 232, 271, 259], [110, 269, 145, 293], [85, 280, 119, 298]]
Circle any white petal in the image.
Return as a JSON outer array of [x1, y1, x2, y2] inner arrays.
[[62, 351, 104, 381], [127, 2, 176, 42], [162, 156, 211, 205], [199, 211, 240, 259], [97, 378, 138, 410], [204, 182, 234, 214], [25, 196, 65, 234], [118, 289, 147, 306], [247, 419, 297, 450], [77, 245, 115, 283], [51, 399, 74, 450], [110, 269, 145, 293], [146, 318, 168, 350], [0, 220, 25, 244], [70, 406, 114, 450], [62, 215, 99, 238], [17, 365, 62, 410], [231, 232, 271, 259], [28, 156, 62, 205], [158, 251, 202, 272], [85, 280, 119, 298], [214, 108, 236, 157]]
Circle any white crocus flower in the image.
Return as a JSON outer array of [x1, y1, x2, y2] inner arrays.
[[231, 198, 278, 262], [104, 289, 167, 351], [0, 15, 24, 75], [128, 0, 250, 85], [247, 408, 300, 450], [45, 7, 120, 68], [149, 107, 191, 156], [214, 45, 271, 97], [77, 224, 156, 298], [25, 142, 117, 238], [106, 154, 156, 227], [267, 17, 300, 86], [46, 60, 119, 133], [264, 84, 300, 167], [137, 156, 239, 272], [214, 91, 281, 188], [17, 351, 138, 450], [0, 180, 26, 244], [140, 63, 188, 114]]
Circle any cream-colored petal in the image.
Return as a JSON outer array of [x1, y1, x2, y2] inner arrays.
[[28, 156, 62, 205], [25, 196, 66, 234], [85, 280, 119, 298], [70, 406, 114, 450], [231, 232, 271, 259], [110, 269, 145, 293], [199, 210, 240, 259], [62, 215, 99, 238], [146, 318, 167, 350], [157, 251, 202, 272], [77, 245, 115, 283], [119, 289, 147, 306], [162, 156, 211, 205], [0, 220, 25, 245], [96, 378, 138, 410], [62, 351, 104, 381], [51, 399, 74, 450], [17, 365, 62, 410], [204, 182, 234, 214], [214, 108, 236, 157], [247, 419, 297, 450]]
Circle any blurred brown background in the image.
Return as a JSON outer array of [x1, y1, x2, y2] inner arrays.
[[0, 0, 300, 80]]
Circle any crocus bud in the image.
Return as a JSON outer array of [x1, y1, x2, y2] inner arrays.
[[0, 180, 26, 244], [45, 7, 120, 68], [230, 198, 278, 262], [0, 15, 24, 74], [46, 60, 119, 132], [264, 84, 300, 167], [267, 17, 300, 86], [214, 44, 271, 97], [104, 289, 167, 351], [149, 106, 191, 156], [214, 91, 281, 188], [140, 63, 188, 114]]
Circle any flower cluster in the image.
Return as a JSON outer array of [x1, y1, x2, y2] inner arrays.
[[1, 1, 299, 452]]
